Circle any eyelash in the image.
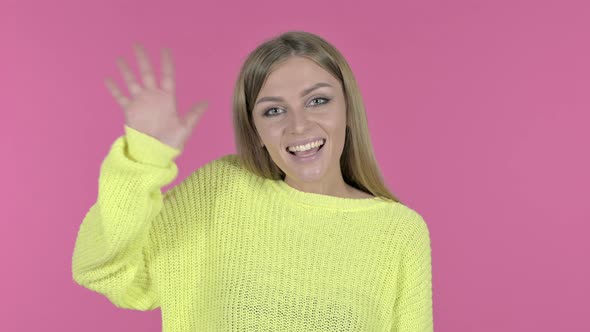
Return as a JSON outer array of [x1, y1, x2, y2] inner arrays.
[[263, 97, 331, 117]]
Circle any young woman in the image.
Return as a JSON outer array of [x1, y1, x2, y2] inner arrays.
[[72, 30, 433, 331]]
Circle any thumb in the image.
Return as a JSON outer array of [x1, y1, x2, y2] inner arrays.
[[183, 100, 208, 131]]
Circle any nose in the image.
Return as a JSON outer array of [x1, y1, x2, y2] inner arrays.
[[287, 107, 313, 134]]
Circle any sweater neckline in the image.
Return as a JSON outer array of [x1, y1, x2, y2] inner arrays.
[[268, 179, 389, 210]]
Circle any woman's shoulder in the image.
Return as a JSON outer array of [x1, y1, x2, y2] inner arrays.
[[186, 153, 256, 187], [190, 153, 242, 174], [206, 153, 248, 177], [216, 153, 243, 168], [376, 199, 429, 234], [393, 203, 430, 243]]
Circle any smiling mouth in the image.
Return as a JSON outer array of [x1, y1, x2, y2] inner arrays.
[[286, 140, 326, 155]]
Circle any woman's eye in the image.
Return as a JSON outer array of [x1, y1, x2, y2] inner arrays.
[[264, 108, 284, 116], [263, 97, 330, 117], [310, 97, 330, 106]]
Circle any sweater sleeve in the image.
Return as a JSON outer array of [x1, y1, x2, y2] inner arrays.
[[392, 212, 434, 332], [71, 124, 181, 311]]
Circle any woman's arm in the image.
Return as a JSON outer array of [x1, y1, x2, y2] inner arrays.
[[71, 125, 181, 310], [392, 212, 434, 331]]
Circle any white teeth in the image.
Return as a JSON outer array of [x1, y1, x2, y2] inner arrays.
[[287, 139, 325, 152]]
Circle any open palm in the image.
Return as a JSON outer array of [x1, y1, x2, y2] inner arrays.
[[104, 43, 208, 151]]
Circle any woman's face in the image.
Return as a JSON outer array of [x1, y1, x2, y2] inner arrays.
[[252, 56, 347, 187]]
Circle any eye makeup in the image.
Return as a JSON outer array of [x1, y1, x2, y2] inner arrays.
[[262, 96, 331, 117]]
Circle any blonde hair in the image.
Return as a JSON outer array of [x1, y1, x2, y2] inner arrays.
[[232, 30, 402, 204]]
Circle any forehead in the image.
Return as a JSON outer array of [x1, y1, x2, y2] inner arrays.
[[260, 56, 339, 92]]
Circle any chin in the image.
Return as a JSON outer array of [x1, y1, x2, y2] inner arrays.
[[282, 154, 329, 183]]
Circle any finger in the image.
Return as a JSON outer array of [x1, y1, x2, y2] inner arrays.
[[104, 77, 130, 108], [184, 100, 209, 130], [116, 57, 142, 96], [160, 47, 175, 94], [134, 43, 157, 90]]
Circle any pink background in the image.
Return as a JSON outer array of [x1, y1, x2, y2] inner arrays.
[[2, 0, 588, 330]]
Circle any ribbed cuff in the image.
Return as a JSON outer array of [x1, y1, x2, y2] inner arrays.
[[123, 125, 182, 168]]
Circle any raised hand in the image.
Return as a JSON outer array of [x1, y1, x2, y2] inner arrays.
[[104, 43, 208, 151]]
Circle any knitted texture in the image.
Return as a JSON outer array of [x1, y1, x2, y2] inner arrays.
[[72, 125, 433, 331]]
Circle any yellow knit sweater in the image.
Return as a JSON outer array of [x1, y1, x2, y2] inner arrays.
[[72, 125, 433, 331]]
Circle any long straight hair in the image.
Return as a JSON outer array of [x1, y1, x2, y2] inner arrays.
[[232, 30, 402, 204]]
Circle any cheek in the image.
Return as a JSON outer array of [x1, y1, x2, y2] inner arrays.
[[325, 99, 347, 126], [254, 123, 271, 147], [258, 126, 284, 149], [322, 111, 347, 135]]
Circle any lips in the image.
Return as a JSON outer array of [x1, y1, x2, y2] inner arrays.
[[288, 144, 325, 162], [285, 137, 326, 151], [287, 139, 326, 155], [285, 138, 327, 155]]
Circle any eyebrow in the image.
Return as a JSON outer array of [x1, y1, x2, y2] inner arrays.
[[255, 82, 333, 106]]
